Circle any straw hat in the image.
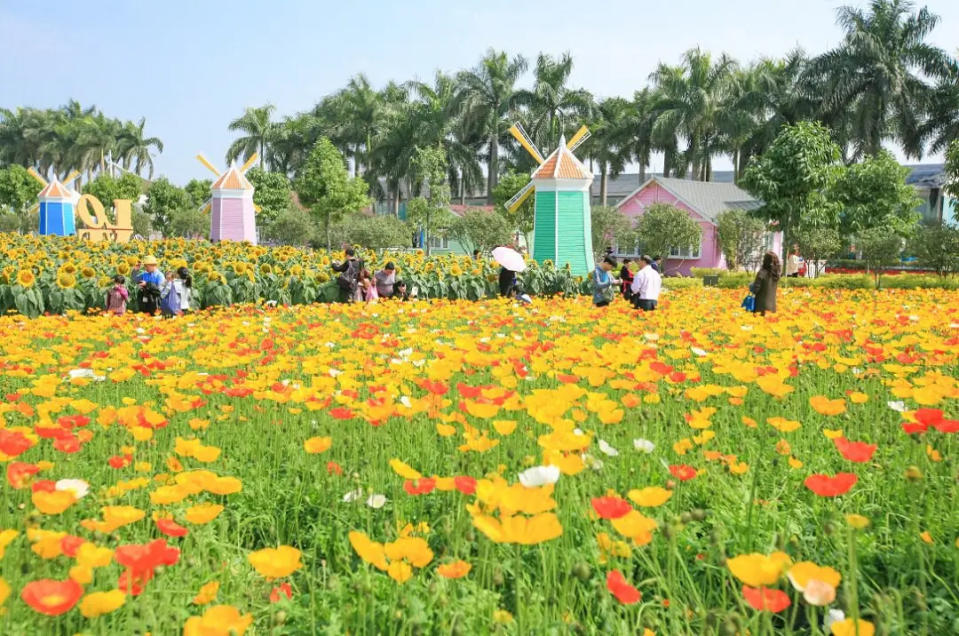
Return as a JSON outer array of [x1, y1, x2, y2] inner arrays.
[[142, 255, 158, 266]]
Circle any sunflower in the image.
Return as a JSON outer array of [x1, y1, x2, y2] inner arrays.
[[315, 271, 330, 283], [60, 262, 78, 275], [56, 272, 77, 289], [115, 262, 131, 276], [260, 263, 273, 275], [290, 264, 303, 277], [16, 269, 36, 288], [208, 272, 226, 284], [232, 262, 247, 275], [80, 266, 96, 279], [450, 265, 463, 277]]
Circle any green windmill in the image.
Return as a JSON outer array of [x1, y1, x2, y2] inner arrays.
[[506, 123, 595, 275]]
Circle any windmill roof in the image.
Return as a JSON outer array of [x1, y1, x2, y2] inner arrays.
[[532, 144, 592, 181], [621, 176, 762, 223], [212, 165, 253, 191], [39, 179, 72, 199]]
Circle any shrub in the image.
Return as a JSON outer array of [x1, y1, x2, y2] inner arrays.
[[690, 268, 727, 278], [663, 277, 704, 290]]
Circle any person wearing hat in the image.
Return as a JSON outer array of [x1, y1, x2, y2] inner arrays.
[[136, 255, 164, 314], [375, 261, 397, 299], [630, 255, 662, 311]]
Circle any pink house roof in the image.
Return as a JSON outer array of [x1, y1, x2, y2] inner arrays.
[[615, 176, 761, 225]]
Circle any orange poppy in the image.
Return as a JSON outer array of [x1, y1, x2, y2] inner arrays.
[[20, 579, 83, 616]]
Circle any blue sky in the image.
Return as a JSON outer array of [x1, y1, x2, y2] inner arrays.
[[2, 0, 957, 183]]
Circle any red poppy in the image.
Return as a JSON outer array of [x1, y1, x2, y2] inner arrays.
[[649, 361, 673, 376], [557, 374, 580, 384], [270, 582, 293, 603], [326, 461, 343, 476], [804, 472, 857, 497], [108, 454, 132, 469], [419, 380, 449, 395], [915, 408, 944, 426], [606, 570, 641, 604], [669, 464, 698, 481], [742, 585, 791, 612], [329, 407, 354, 420], [902, 421, 928, 435], [934, 419, 959, 433], [52, 434, 82, 454], [155, 518, 189, 538], [833, 437, 877, 463], [454, 476, 477, 495], [591, 496, 632, 519], [115, 538, 181, 595], [31, 479, 56, 493], [6, 461, 39, 489], [223, 387, 254, 398], [403, 478, 436, 496], [20, 579, 83, 616], [57, 414, 90, 428], [456, 382, 484, 398], [0, 429, 33, 457], [60, 535, 86, 558]]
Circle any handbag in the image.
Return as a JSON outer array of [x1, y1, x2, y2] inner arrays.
[[741, 294, 755, 312]]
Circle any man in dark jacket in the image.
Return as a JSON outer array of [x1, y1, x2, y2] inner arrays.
[[332, 248, 362, 303]]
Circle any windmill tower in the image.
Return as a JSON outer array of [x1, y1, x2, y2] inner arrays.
[[196, 153, 260, 244], [27, 168, 81, 236], [506, 124, 595, 275]]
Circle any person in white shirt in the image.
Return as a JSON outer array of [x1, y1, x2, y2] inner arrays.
[[630, 255, 662, 311], [786, 245, 801, 277]]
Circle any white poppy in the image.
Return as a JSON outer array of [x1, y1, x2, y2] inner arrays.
[[366, 494, 387, 509], [887, 400, 906, 412], [400, 396, 412, 409], [518, 465, 560, 488], [573, 428, 585, 436], [824, 609, 845, 633], [68, 368, 96, 379], [329, 368, 343, 377], [633, 438, 655, 453], [55, 479, 90, 499], [582, 454, 603, 471], [598, 439, 619, 457], [691, 347, 708, 357], [342, 489, 363, 502]]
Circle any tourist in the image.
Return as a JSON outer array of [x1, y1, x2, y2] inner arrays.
[[751, 251, 781, 316], [592, 256, 619, 307], [392, 280, 412, 301], [473, 249, 481, 260], [375, 262, 396, 299], [106, 275, 129, 316], [786, 245, 801, 277], [136, 255, 164, 314], [631, 255, 662, 311], [651, 255, 662, 273], [160, 267, 195, 316], [332, 248, 363, 303], [499, 266, 517, 298], [619, 258, 634, 302]]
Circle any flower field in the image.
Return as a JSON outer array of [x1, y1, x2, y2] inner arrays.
[[0, 285, 957, 634], [0, 234, 585, 316]]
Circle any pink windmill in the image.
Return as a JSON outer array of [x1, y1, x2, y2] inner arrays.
[[196, 153, 259, 244]]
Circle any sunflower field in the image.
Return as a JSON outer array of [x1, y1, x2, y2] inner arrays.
[[0, 279, 956, 635], [0, 234, 589, 317]]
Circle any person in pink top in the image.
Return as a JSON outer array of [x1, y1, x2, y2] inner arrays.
[[106, 275, 129, 315]]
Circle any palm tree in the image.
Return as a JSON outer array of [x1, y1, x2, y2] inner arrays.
[[226, 105, 276, 169], [332, 75, 385, 177], [922, 70, 959, 153], [457, 49, 527, 204], [649, 48, 737, 181], [627, 88, 657, 183], [588, 97, 632, 205], [514, 53, 593, 149], [806, 0, 955, 159], [116, 118, 163, 178]]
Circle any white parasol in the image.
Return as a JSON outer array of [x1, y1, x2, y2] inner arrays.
[[491, 246, 526, 272]]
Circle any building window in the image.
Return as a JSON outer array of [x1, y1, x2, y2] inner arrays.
[[668, 244, 701, 259], [428, 235, 449, 250]]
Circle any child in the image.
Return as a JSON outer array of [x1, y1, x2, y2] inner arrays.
[[160, 267, 195, 316], [106, 275, 129, 315]]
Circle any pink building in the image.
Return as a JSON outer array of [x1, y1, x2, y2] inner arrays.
[[211, 165, 257, 244], [614, 176, 782, 275]]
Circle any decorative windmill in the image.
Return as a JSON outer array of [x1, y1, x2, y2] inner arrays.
[[506, 124, 595, 275], [195, 153, 260, 244], [27, 168, 82, 236]]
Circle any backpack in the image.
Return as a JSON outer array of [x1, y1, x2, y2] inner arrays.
[[106, 287, 126, 313], [337, 259, 362, 290], [160, 282, 180, 315]]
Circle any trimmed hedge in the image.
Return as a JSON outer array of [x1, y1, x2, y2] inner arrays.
[[662, 277, 704, 290]]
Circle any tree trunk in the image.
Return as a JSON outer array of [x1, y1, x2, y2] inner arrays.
[[260, 141, 266, 169], [663, 148, 673, 178], [324, 214, 331, 250], [639, 161, 647, 183], [424, 211, 431, 256], [733, 148, 740, 184], [600, 163, 608, 206], [459, 174, 466, 205], [486, 133, 498, 204]]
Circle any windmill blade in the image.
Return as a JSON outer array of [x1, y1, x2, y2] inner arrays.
[[27, 167, 48, 187], [196, 154, 221, 177], [240, 153, 259, 174], [62, 170, 81, 186], [201, 200, 212, 214], [506, 181, 535, 212], [508, 124, 545, 164], [567, 126, 591, 153]]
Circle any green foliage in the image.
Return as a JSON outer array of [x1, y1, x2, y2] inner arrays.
[[81, 173, 143, 207], [144, 178, 190, 237], [247, 168, 292, 224], [0, 165, 40, 215], [662, 277, 703, 290], [262, 208, 316, 246], [859, 226, 905, 287], [909, 221, 959, 276], [590, 205, 634, 260], [0, 213, 22, 233], [834, 150, 919, 237], [795, 225, 842, 277], [742, 121, 843, 246], [168, 206, 209, 238], [689, 267, 727, 278], [492, 172, 535, 243], [331, 214, 410, 250], [946, 140, 959, 212], [447, 209, 512, 255], [635, 203, 701, 270], [184, 179, 212, 210], [131, 208, 152, 238], [716, 209, 767, 270], [294, 138, 370, 248], [407, 146, 452, 254]]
